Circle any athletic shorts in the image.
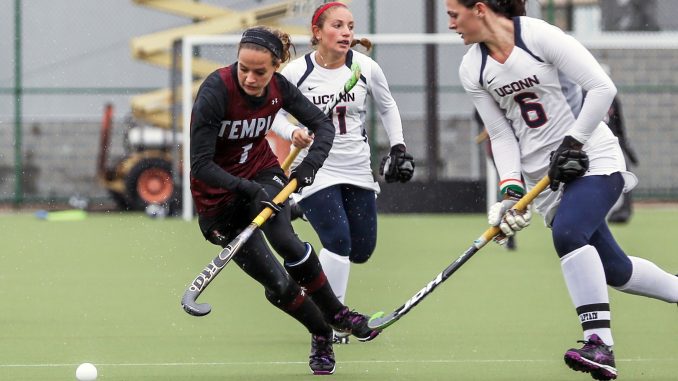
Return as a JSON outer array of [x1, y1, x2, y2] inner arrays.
[[197, 166, 288, 244]]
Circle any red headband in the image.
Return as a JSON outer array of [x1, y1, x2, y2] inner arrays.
[[311, 2, 346, 26]]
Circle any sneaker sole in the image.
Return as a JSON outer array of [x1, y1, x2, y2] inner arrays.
[[355, 329, 381, 342], [564, 351, 617, 380], [311, 366, 336, 376]]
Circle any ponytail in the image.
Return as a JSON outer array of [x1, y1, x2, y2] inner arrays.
[[239, 26, 296, 66], [350, 38, 372, 52]]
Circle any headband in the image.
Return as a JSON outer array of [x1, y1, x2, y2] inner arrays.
[[311, 2, 346, 26], [240, 28, 283, 59]]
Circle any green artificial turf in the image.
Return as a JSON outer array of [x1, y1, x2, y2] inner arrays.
[[0, 207, 676, 380]]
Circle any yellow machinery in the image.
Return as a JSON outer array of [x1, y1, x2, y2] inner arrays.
[[98, 0, 315, 211]]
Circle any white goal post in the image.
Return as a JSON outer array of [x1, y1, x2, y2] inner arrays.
[[180, 33, 464, 221], [180, 31, 678, 221]]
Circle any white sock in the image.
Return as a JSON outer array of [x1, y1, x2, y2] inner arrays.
[[613, 256, 678, 302], [318, 248, 350, 304], [560, 245, 614, 346]]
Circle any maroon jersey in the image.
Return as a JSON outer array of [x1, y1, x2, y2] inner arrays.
[[190, 63, 335, 216]]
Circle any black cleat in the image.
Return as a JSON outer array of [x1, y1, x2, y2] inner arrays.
[[309, 334, 335, 375], [331, 307, 381, 342], [564, 334, 617, 380]]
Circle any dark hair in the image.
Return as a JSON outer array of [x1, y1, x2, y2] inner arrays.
[[459, 0, 526, 18], [238, 26, 295, 65], [310, 3, 372, 51]]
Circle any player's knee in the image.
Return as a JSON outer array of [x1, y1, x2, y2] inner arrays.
[[270, 238, 298, 256], [264, 278, 301, 309], [552, 225, 589, 257], [322, 236, 351, 257], [349, 243, 376, 264], [267, 228, 304, 255], [206, 229, 232, 248], [602, 256, 633, 287]]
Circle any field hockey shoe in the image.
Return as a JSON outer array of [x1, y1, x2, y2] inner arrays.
[[309, 334, 335, 375], [333, 330, 350, 344], [564, 334, 617, 380], [331, 307, 381, 342]]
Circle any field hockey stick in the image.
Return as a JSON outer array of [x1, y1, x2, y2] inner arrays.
[[181, 63, 362, 317], [181, 176, 300, 316], [368, 176, 551, 330]]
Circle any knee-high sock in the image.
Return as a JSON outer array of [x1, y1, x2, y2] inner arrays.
[[285, 243, 344, 320], [265, 286, 332, 336], [318, 248, 351, 304], [612, 256, 678, 302], [561, 245, 613, 346]]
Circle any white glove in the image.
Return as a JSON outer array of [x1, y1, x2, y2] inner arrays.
[[488, 198, 532, 244]]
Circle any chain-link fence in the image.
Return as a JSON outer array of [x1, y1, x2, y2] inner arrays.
[[2, 0, 678, 209]]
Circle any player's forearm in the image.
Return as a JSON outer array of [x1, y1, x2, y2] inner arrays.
[[191, 158, 242, 191], [284, 91, 335, 170], [378, 106, 405, 147], [302, 117, 334, 170], [569, 82, 617, 144], [190, 125, 241, 191], [489, 128, 523, 194], [271, 111, 298, 141]]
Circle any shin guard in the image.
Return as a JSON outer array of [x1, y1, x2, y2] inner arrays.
[[561, 245, 614, 346], [265, 283, 331, 336], [285, 243, 344, 320]]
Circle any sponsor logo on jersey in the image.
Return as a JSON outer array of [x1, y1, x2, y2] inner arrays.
[[311, 92, 355, 106], [218, 116, 273, 139], [272, 175, 285, 187], [493, 75, 540, 97]]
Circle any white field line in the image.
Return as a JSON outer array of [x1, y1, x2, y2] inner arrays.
[[1, 358, 675, 368]]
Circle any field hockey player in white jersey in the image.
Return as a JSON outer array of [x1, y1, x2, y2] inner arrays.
[[272, 2, 414, 344], [447, 0, 678, 380]]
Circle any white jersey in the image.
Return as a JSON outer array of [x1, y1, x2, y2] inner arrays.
[[271, 49, 405, 199], [460, 17, 636, 223]]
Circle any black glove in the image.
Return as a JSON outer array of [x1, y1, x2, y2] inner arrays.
[[288, 198, 307, 222], [290, 161, 316, 192], [379, 144, 415, 183], [548, 136, 589, 191], [236, 179, 282, 214]]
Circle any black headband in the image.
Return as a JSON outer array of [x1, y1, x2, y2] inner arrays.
[[240, 28, 283, 59]]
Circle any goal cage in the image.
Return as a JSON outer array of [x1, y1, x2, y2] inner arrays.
[[178, 32, 678, 221]]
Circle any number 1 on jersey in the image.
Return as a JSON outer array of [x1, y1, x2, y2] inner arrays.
[[239, 143, 253, 164], [333, 106, 347, 135]]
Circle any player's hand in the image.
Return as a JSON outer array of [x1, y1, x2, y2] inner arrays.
[[548, 136, 589, 191], [380, 144, 415, 183], [236, 179, 282, 214], [290, 161, 316, 192], [291, 127, 313, 148], [488, 188, 531, 245]]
